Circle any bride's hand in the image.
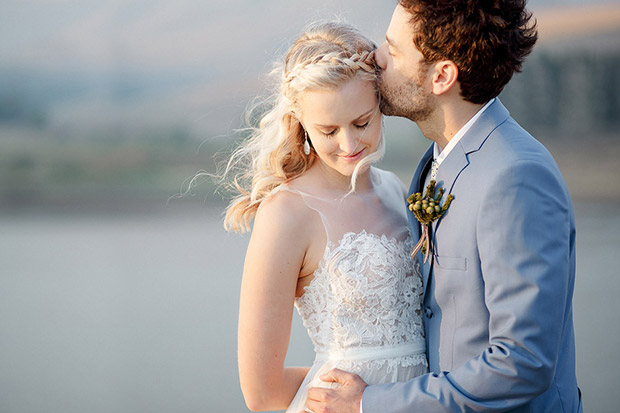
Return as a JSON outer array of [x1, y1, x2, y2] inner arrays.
[[305, 368, 367, 413]]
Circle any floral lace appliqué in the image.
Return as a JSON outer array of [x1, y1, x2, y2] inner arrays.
[[295, 230, 425, 354]]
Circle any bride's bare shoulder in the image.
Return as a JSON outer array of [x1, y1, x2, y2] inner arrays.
[[254, 185, 316, 234]]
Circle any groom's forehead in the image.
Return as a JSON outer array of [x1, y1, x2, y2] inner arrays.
[[389, 5, 416, 34], [387, 5, 418, 48]]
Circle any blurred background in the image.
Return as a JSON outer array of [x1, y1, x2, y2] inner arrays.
[[1, 0, 619, 412]]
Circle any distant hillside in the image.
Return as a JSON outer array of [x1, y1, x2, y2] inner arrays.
[[1, 1, 619, 206]]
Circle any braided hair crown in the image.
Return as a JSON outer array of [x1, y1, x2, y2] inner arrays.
[[282, 21, 377, 98]]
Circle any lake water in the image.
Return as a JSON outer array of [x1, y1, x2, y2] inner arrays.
[[0, 200, 618, 413]]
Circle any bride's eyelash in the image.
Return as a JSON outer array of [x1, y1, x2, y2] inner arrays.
[[320, 118, 370, 137]]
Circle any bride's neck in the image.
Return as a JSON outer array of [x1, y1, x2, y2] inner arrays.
[[313, 162, 373, 194]]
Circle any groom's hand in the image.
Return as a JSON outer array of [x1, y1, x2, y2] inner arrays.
[[305, 368, 367, 413]]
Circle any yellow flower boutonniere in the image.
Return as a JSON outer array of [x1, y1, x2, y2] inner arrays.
[[408, 180, 454, 263]]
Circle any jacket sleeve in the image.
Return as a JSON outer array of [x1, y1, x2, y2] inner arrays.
[[363, 159, 573, 412]]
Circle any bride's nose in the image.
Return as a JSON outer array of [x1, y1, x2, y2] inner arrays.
[[339, 129, 360, 154]]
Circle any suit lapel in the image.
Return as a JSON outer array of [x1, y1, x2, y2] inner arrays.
[[407, 99, 512, 305], [432, 143, 469, 234], [432, 99, 511, 234]]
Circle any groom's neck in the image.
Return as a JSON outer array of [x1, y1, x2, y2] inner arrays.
[[420, 99, 485, 152]]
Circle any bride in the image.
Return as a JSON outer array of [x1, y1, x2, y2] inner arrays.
[[221, 21, 427, 412]]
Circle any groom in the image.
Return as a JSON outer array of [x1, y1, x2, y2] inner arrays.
[[306, 1, 582, 412]]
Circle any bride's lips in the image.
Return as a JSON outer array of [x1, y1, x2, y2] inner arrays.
[[339, 148, 365, 162]]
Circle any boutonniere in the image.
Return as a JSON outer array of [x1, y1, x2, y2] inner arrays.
[[408, 180, 454, 263]]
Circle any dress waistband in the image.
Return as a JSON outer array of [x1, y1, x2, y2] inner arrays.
[[315, 339, 426, 362]]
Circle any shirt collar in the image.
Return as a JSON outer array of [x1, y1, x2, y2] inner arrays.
[[433, 98, 495, 164]]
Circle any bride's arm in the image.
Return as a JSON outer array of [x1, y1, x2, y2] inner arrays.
[[238, 191, 314, 411]]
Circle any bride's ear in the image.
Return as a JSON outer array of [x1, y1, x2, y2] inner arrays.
[[287, 111, 305, 131], [283, 111, 295, 127], [281, 112, 303, 137]]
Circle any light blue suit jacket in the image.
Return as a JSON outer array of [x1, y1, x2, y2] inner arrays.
[[363, 100, 582, 412]]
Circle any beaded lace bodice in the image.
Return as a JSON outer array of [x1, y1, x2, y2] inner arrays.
[[296, 230, 424, 353]]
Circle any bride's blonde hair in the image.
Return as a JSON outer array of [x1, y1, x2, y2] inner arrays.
[[221, 21, 381, 232]]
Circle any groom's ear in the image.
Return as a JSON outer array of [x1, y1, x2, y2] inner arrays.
[[430, 60, 459, 96]]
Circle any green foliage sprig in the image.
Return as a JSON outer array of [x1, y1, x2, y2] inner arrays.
[[408, 180, 454, 259], [408, 180, 453, 224]]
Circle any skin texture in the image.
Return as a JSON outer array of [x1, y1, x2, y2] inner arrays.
[[238, 77, 381, 412]]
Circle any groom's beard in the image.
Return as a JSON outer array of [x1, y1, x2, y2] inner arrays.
[[378, 71, 433, 123]]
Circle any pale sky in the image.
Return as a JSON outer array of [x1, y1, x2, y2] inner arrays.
[[1, 0, 617, 71]]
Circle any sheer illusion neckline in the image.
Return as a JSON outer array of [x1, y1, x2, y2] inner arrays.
[[283, 166, 383, 201]]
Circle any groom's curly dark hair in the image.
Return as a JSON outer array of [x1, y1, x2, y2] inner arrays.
[[399, 0, 538, 104]]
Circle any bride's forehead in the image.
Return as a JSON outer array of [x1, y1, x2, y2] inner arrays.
[[299, 79, 377, 120]]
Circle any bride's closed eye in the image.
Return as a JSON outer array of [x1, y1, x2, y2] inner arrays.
[[320, 121, 369, 138]]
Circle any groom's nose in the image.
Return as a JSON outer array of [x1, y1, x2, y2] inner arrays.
[[375, 42, 388, 70]]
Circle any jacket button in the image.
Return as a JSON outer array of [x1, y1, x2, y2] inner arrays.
[[425, 307, 433, 318]]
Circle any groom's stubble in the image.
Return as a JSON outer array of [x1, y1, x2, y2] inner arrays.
[[378, 67, 434, 123]]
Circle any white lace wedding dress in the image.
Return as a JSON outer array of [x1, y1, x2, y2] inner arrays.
[[276, 167, 428, 413]]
